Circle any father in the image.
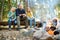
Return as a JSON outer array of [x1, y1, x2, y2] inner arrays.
[[16, 4, 28, 30]]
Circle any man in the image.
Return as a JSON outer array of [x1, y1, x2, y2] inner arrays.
[[16, 4, 28, 30]]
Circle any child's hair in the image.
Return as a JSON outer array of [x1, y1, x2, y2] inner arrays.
[[10, 7, 16, 11], [53, 19, 57, 23], [39, 22, 43, 27], [53, 19, 57, 26], [50, 26, 56, 31], [54, 31, 59, 35], [36, 22, 43, 28]]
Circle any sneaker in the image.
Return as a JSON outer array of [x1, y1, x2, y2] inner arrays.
[[16, 28, 20, 31], [24, 26, 28, 29]]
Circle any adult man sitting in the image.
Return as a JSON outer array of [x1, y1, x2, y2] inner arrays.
[[16, 4, 28, 30]]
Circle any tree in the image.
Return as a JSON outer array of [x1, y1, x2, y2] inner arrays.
[[8, 0, 11, 11], [23, 0, 28, 11], [0, 0, 5, 21], [56, 3, 60, 19]]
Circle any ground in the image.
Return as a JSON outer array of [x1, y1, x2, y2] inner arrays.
[[0, 29, 33, 40]]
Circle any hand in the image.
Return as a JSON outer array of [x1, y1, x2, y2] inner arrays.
[[23, 14, 26, 17], [22, 14, 25, 15], [19, 14, 22, 16], [12, 19, 15, 21]]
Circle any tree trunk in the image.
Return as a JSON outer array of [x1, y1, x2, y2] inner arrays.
[[0, 0, 5, 21], [20, 0, 22, 2], [24, 0, 28, 12], [16, 0, 17, 8], [8, 0, 11, 11], [0, 0, 2, 21]]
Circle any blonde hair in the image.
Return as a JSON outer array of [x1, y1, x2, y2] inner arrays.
[[10, 7, 16, 11], [27, 7, 32, 11]]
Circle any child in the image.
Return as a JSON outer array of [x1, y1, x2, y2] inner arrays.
[[47, 26, 56, 35], [52, 19, 57, 27], [33, 26, 56, 40], [27, 7, 36, 28], [33, 27, 51, 40], [34, 22, 43, 30], [8, 7, 17, 30]]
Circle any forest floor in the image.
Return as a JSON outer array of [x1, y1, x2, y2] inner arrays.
[[0, 27, 33, 40]]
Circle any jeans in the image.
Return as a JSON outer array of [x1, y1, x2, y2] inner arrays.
[[8, 18, 17, 29], [28, 18, 36, 28], [16, 16, 20, 29], [17, 16, 28, 29], [43, 22, 46, 30]]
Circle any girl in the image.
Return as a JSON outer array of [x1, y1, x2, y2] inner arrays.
[[27, 7, 36, 28]]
